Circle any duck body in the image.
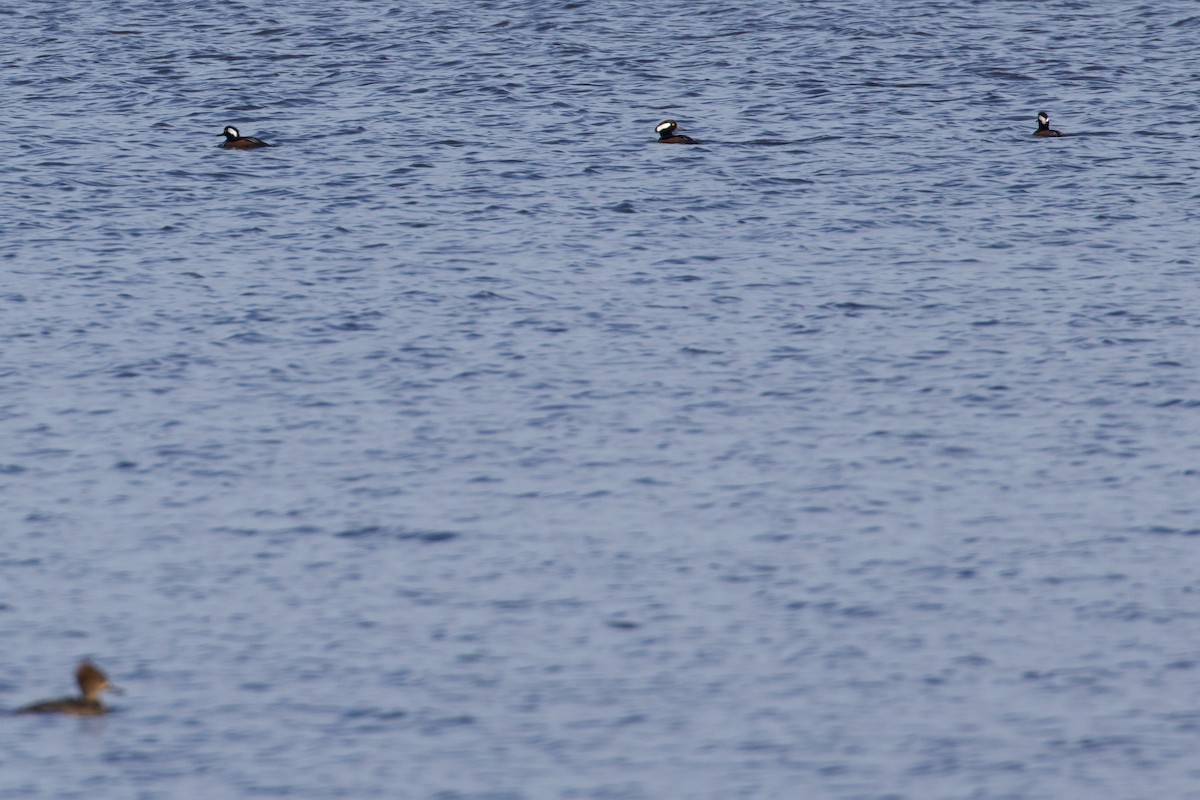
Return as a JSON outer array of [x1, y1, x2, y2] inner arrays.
[[17, 661, 118, 716], [220, 126, 272, 149], [18, 697, 106, 716], [1033, 112, 1062, 137], [655, 120, 698, 145]]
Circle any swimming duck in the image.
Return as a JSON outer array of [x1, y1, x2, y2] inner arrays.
[[1033, 111, 1063, 138], [17, 661, 119, 716], [219, 126, 272, 149], [655, 120, 698, 145]]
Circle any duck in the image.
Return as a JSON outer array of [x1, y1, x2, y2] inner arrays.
[[655, 120, 698, 145], [1033, 111, 1063, 138], [219, 126, 272, 149], [17, 660, 120, 716]]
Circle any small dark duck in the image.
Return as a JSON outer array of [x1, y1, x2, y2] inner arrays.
[[1033, 111, 1063, 138], [655, 119, 698, 145], [219, 125, 272, 149], [17, 660, 120, 716]]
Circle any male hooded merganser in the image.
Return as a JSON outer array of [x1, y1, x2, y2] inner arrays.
[[655, 120, 698, 145], [17, 661, 119, 716], [219, 126, 272, 149], [1033, 112, 1063, 137]]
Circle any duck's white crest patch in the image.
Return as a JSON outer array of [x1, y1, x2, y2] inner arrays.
[[225, 126, 239, 137], [655, 121, 675, 133]]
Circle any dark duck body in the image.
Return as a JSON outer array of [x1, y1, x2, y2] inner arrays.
[[220, 125, 272, 149], [17, 660, 119, 716], [655, 119, 698, 144], [1033, 111, 1062, 137]]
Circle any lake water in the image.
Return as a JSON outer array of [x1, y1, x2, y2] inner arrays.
[[3, 1, 1200, 797]]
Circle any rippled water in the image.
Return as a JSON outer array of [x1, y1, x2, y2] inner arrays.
[[4, 1, 1200, 797]]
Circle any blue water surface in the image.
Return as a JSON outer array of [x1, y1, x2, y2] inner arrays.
[[3, 1, 1200, 798]]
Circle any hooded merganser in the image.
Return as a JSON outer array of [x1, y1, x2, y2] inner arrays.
[[17, 661, 119, 716], [1033, 111, 1063, 137], [219, 126, 272, 149], [655, 120, 698, 145]]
